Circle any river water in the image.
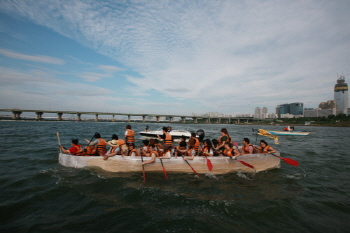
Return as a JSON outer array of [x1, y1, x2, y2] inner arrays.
[[1, 121, 349, 233]]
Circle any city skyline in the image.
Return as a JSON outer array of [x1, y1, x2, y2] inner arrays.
[[1, 1, 350, 115]]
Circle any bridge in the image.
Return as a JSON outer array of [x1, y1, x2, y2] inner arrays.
[[0, 109, 255, 124]]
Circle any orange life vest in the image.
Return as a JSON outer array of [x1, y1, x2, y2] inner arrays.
[[85, 146, 96, 156], [96, 138, 106, 153], [116, 139, 126, 146], [152, 151, 159, 157], [73, 145, 83, 156], [218, 134, 232, 144], [128, 149, 137, 156], [224, 148, 234, 157], [187, 148, 196, 156], [126, 129, 135, 143], [259, 145, 270, 153], [164, 132, 172, 146], [242, 144, 253, 153], [193, 137, 199, 153]]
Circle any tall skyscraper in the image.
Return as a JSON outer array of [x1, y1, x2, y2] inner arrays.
[[261, 107, 267, 119], [334, 75, 349, 114], [290, 102, 304, 115], [254, 107, 261, 118]]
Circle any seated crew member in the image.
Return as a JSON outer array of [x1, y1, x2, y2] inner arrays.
[[175, 141, 187, 158], [125, 143, 139, 157], [258, 140, 276, 154], [167, 126, 172, 132], [140, 140, 150, 156], [201, 139, 214, 157], [158, 127, 173, 147], [60, 139, 83, 156], [189, 133, 200, 156], [241, 138, 254, 155], [161, 145, 172, 159], [211, 139, 219, 156], [103, 139, 119, 160], [178, 135, 188, 145], [216, 128, 232, 153], [125, 125, 135, 147], [223, 142, 241, 159], [85, 133, 106, 156], [183, 139, 197, 161], [142, 144, 158, 165]]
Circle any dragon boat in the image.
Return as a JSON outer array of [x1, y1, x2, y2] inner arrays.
[[58, 150, 281, 174], [267, 131, 311, 136]]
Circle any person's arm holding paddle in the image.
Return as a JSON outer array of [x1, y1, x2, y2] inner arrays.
[[142, 145, 157, 165]]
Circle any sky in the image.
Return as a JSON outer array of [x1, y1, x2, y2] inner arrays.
[[0, 0, 350, 116]]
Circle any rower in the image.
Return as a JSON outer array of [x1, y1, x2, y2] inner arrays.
[[223, 142, 240, 158], [125, 125, 135, 147], [60, 139, 83, 156], [84, 133, 106, 156], [175, 141, 187, 158], [103, 139, 119, 160], [141, 140, 150, 156], [142, 144, 158, 165], [241, 138, 254, 154], [183, 139, 196, 161], [258, 140, 276, 154], [211, 139, 219, 156], [216, 128, 232, 154], [201, 139, 214, 157], [189, 133, 200, 155], [125, 143, 139, 157]]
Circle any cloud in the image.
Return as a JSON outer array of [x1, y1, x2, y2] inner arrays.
[[0, 1, 350, 113], [0, 48, 64, 65], [98, 65, 122, 73]]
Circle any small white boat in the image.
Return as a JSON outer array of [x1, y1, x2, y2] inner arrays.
[[267, 131, 311, 136], [58, 150, 281, 174], [139, 128, 203, 142]]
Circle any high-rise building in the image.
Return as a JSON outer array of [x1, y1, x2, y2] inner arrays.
[[261, 107, 267, 119], [290, 102, 304, 115], [334, 75, 349, 114], [276, 105, 280, 118], [319, 100, 337, 109], [254, 107, 261, 119], [279, 104, 290, 115]]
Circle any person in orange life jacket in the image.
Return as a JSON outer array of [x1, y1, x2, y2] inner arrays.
[[224, 142, 240, 159], [216, 128, 232, 153], [161, 145, 172, 159], [241, 138, 254, 154], [124, 125, 135, 146], [188, 133, 199, 155], [175, 141, 187, 158], [103, 139, 119, 160], [158, 127, 173, 147], [142, 144, 158, 165], [201, 139, 214, 156], [124, 143, 139, 157], [211, 139, 220, 156], [140, 140, 150, 156], [183, 139, 197, 161], [257, 140, 276, 154], [60, 139, 83, 156], [84, 132, 106, 156]]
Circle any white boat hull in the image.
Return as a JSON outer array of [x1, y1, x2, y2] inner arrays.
[[268, 131, 311, 136], [59, 152, 281, 174]]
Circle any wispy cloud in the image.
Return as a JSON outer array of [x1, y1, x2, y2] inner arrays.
[[0, 48, 64, 65], [0, 0, 349, 113]]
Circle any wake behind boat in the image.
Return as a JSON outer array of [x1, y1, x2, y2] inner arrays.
[[58, 150, 281, 174]]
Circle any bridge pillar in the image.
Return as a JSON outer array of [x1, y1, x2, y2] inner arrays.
[[57, 113, 63, 121], [169, 117, 173, 123], [77, 113, 81, 121], [12, 111, 22, 120], [95, 114, 99, 122], [128, 115, 131, 122], [112, 115, 115, 122], [246, 119, 249, 123], [193, 117, 197, 123], [237, 119, 240, 124], [181, 117, 186, 123], [217, 118, 221, 124], [156, 116, 160, 122], [35, 112, 43, 120], [228, 118, 231, 124], [142, 115, 146, 123]]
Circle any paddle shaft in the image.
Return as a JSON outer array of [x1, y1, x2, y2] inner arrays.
[[182, 156, 200, 178], [160, 158, 168, 179], [56, 132, 62, 153], [141, 154, 146, 181]]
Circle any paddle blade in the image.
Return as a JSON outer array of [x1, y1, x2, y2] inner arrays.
[[233, 142, 239, 147], [162, 167, 168, 179], [237, 159, 254, 169], [142, 169, 146, 182], [206, 158, 213, 171], [281, 157, 299, 167]]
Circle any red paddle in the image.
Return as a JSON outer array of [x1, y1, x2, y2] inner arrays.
[[140, 154, 146, 182], [160, 158, 168, 179], [182, 156, 200, 178], [232, 142, 255, 169], [203, 152, 213, 171], [271, 153, 299, 167]]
